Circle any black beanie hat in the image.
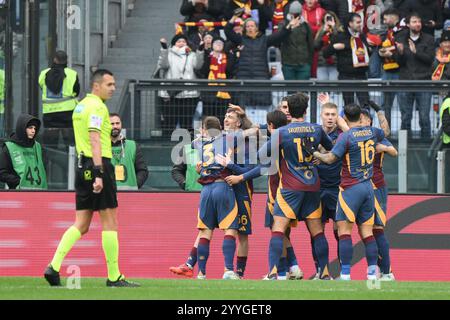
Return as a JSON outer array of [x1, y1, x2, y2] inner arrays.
[[171, 34, 188, 46], [441, 30, 450, 43]]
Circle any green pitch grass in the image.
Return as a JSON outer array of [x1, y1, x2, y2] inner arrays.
[[1, 277, 450, 300]]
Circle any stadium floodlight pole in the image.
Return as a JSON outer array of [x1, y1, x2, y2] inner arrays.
[[398, 130, 408, 193], [436, 151, 446, 194]]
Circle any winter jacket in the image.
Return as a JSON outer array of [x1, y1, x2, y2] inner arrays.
[[319, 0, 338, 13], [157, 46, 204, 99], [0, 114, 43, 189], [198, 50, 238, 103], [431, 56, 450, 81], [335, 0, 371, 26], [225, 21, 291, 105], [314, 25, 339, 67], [302, 2, 326, 36], [280, 21, 314, 66], [405, 0, 442, 35], [395, 31, 435, 80], [323, 28, 370, 76], [224, 1, 270, 32], [393, 0, 412, 18], [258, 0, 295, 31], [180, 0, 227, 21]]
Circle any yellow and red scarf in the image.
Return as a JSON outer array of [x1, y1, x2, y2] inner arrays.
[[234, 0, 252, 19], [350, 33, 369, 68], [432, 48, 450, 81], [321, 27, 335, 65], [208, 53, 231, 100], [381, 29, 399, 71], [272, 0, 288, 31]]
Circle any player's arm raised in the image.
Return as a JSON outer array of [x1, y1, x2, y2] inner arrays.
[[368, 101, 390, 137]]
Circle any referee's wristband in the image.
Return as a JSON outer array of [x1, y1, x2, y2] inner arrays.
[[92, 165, 104, 179]]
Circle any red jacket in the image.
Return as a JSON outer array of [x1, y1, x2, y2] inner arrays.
[[302, 2, 326, 37]]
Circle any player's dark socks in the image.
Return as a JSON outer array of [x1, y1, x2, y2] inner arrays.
[[286, 246, 298, 268], [310, 236, 319, 273], [268, 231, 284, 275], [333, 229, 340, 261], [222, 235, 236, 271], [363, 235, 379, 269], [373, 229, 391, 274], [186, 247, 198, 268], [313, 232, 330, 278], [197, 238, 210, 276], [236, 256, 247, 278], [339, 234, 352, 275], [277, 257, 288, 277]]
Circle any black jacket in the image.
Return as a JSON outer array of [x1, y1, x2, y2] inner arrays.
[[180, 0, 227, 21], [395, 31, 435, 80], [224, 1, 270, 32], [111, 138, 149, 189], [319, 0, 338, 13], [225, 21, 291, 105], [393, 0, 412, 18], [335, 0, 370, 26], [0, 114, 42, 189], [198, 50, 238, 103], [323, 29, 370, 76], [225, 21, 291, 79], [258, 0, 295, 30], [406, 0, 443, 35]]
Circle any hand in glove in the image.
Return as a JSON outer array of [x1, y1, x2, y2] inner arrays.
[[302, 137, 317, 156], [368, 100, 382, 113]]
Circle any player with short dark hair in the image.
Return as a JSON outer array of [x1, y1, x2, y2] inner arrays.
[[225, 107, 304, 280], [263, 93, 333, 280], [360, 108, 397, 281], [305, 103, 385, 281], [44, 69, 139, 287]]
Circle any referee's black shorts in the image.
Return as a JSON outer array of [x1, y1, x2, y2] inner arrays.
[[75, 157, 118, 211]]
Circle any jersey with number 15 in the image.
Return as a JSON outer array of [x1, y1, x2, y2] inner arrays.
[[331, 126, 385, 189], [266, 122, 333, 192]]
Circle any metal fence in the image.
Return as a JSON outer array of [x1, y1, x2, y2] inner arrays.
[[118, 79, 450, 142]]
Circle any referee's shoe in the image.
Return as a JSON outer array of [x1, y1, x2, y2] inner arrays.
[[44, 264, 62, 286], [106, 275, 141, 287]]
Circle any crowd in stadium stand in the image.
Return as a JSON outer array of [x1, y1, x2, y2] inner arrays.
[[154, 0, 450, 139]]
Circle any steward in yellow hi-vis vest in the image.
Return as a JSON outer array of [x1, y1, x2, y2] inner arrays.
[[38, 51, 80, 147]]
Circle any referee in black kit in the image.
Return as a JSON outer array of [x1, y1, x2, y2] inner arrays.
[[44, 69, 139, 287]]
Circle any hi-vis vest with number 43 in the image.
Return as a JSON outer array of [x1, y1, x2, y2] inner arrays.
[[39, 68, 78, 114], [5, 141, 48, 190]]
